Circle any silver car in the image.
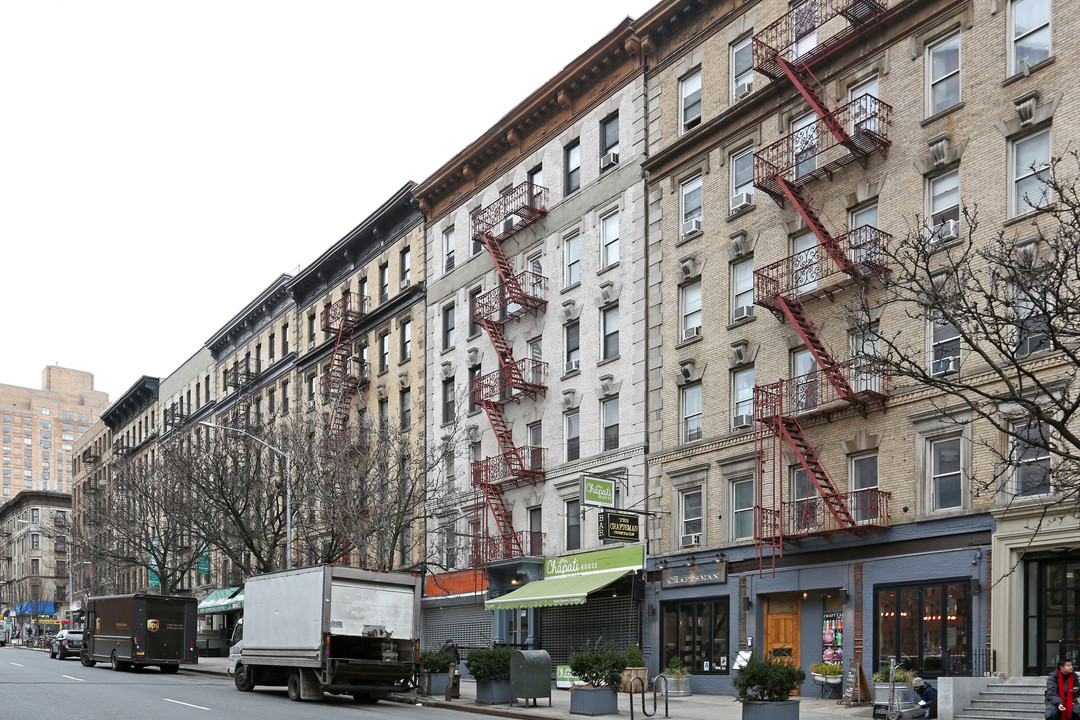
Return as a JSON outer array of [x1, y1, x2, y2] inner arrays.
[[50, 630, 83, 660]]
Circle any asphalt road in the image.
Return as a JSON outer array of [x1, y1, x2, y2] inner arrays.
[[0, 646, 468, 720]]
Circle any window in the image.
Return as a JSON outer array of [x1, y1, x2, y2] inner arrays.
[[400, 319, 412, 361], [281, 324, 289, 356], [601, 211, 619, 267], [792, 113, 817, 180], [307, 374, 317, 406], [1013, 420, 1052, 496], [565, 141, 581, 194], [601, 397, 619, 451], [564, 232, 580, 286], [566, 499, 581, 550], [1016, 282, 1049, 356], [876, 582, 971, 678], [849, 203, 880, 264], [930, 170, 960, 241], [468, 365, 481, 413], [379, 331, 390, 372], [850, 321, 881, 393], [682, 281, 702, 337], [681, 175, 703, 226], [732, 36, 754, 99], [792, 467, 818, 532], [565, 322, 580, 372], [378, 263, 390, 303], [928, 34, 960, 115], [731, 147, 755, 208], [733, 368, 754, 425], [732, 260, 753, 319], [601, 305, 619, 360], [528, 165, 544, 207], [565, 411, 580, 461], [682, 385, 703, 443], [1012, 0, 1051, 75], [400, 388, 411, 430], [401, 247, 411, 287], [31, 533, 40, 550], [681, 488, 702, 542], [851, 454, 880, 522], [681, 69, 702, 133], [468, 287, 482, 337], [529, 339, 543, 384], [31, 508, 39, 523], [601, 113, 619, 167], [443, 227, 455, 273], [307, 314, 316, 349], [378, 397, 389, 432], [442, 304, 456, 350], [1013, 130, 1051, 215], [661, 600, 730, 674], [31, 559, 39, 574], [527, 422, 543, 470], [268, 334, 275, 363], [442, 524, 457, 568], [442, 379, 455, 424], [931, 315, 961, 374], [792, 232, 819, 295], [268, 388, 275, 415], [932, 437, 963, 510], [282, 380, 290, 414], [733, 479, 754, 540]]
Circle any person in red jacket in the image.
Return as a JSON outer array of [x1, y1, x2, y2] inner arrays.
[[1047, 659, 1080, 720]]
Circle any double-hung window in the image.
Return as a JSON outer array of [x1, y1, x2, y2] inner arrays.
[[682, 385, 703, 443], [468, 287, 482, 337], [564, 233, 580, 286], [1012, 0, 1051, 75], [565, 141, 581, 194], [601, 211, 619, 267], [682, 281, 702, 338], [601, 305, 619, 360], [731, 147, 755, 210], [733, 479, 754, 539], [601, 397, 619, 452], [400, 318, 411, 361], [931, 315, 961, 374], [400, 247, 411, 287], [1013, 419, 1052, 496], [379, 332, 390, 373], [600, 114, 619, 169], [379, 264, 390, 303], [400, 388, 411, 430], [565, 411, 580, 461], [443, 227, 455, 273], [732, 260, 753, 320], [733, 368, 754, 427], [468, 365, 481, 413], [681, 69, 702, 133], [528, 166, 544, 207], [731, 37, 753, 100], [681, 489, 702, 544], [928, 34, 960, 116], [681, 175, 703, 232], [930, 170, 960, 242], [442, 379, 455, 424], [566, 499, 581, 551], [792, 467, 818, 532], [931, 437, 963, 510], [565, 322, 580, 373], [851, 454, 880, 522], [1013, 130, 1051, 215], [442, 304, 456, 350]]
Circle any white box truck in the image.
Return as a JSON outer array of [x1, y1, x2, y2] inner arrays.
[[229, 565, 421, 703]]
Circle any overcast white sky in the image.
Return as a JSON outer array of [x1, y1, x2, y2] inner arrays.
[[0, 1, 656, 401]]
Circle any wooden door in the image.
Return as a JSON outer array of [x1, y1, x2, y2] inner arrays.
[[765, 595, 802, 695]]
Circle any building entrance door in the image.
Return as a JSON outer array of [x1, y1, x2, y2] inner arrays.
[[1024, 556, 1080, 674], [765, 594, 801, 694]]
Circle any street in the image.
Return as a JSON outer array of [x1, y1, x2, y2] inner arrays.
[[0, 647, 471, 720]]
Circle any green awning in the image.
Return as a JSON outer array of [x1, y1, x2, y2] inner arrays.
[[198, 587, 243, 614], [485, 570, 630, 610]]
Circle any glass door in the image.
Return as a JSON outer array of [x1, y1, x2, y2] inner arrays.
[[1025, 557, 1080, 674]]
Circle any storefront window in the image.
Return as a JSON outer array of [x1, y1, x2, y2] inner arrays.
[[661, 600, 730, 674], [875, 581, 970, 677]]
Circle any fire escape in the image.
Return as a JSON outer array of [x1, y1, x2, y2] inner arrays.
[[469, 181, 549, 564], [224, 354, 259, 430], [320, 291, 369, 454], [750, 0, 892, 570]]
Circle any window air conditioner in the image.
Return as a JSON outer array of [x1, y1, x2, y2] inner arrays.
[[683, 325, 702, 341], [730, 192, 753, 213], [501, 216, 515, 236], [931, 357, 958, 375], [680, 533, 701, 547], [733, 305, 754, 321], [400, 278, 411, 290], [565, 359, 581, 373], [681, 218, 702, 239], [733, 414, 754, 430], [736, 80, 753, 99], [600, 151, 619, 171], [933, 219, 959, 243]]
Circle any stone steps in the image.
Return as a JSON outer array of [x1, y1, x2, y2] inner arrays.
[[957, 678, 1043, 720]]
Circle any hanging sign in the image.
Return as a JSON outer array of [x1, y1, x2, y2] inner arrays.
[[598, 511, 640, 541], [581, 475, 616, 508]]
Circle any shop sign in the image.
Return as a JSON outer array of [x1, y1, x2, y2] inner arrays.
[[556, 665, 584, 688], [598, 511, 640, 541], [545, 545, 644, 578], [581, 475, 616, 508], [821, 610, 843, 664], [660, 560, 727, 588]]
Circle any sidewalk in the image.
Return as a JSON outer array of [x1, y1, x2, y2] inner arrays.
[[183, 656, 875, 720]]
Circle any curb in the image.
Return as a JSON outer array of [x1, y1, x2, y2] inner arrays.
[[387, 694, 548, 720]]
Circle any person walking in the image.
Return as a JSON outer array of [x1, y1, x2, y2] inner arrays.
[[444, 638, 461, 699], [913, 677, 937, 719], [1047, 660, 1080, 720]]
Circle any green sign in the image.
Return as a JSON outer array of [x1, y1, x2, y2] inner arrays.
[[582, 475, 616, 508], [197, 555, 209, 574], [544, 545, 644, 578], [556, 665, 583, 687]]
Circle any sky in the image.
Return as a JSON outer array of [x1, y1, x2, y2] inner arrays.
[[0, 0, 658, 402]]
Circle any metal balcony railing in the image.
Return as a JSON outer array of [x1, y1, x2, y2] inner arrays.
[[471, 182, 549, 241], [755, 358, 888, 421], [321, 291, 368, 334], [473, 531, 546, 563], [470, 359, 548, 405], [472, 447, 546, 487], [472, 272, 548, 325], [753, 0, 887, 80], [758, 488, 889, 541]]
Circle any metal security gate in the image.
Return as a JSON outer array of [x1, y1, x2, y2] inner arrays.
[[541, 595, 639, 667], [422, 603, 493, 650]]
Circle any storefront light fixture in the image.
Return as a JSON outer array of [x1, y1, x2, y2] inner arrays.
[[685, 554, 696, 567], [714, 552, 726, 564]]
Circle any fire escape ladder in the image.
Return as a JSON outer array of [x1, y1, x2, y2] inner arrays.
[[777, 179, 856, 275], [482, 482, 523, 558], [775, 295, 856, 401], [776, 58, 852, 149], [777, 416, 856, 528], [320, 293, 366, 453]]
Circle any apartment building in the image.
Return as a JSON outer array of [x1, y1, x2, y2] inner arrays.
[[0, 366, 109, 501], [0, 490, 73, 633], [69, 418, 111, 616], [415, 21, 650, 659], [638, 0, 1074, 691]]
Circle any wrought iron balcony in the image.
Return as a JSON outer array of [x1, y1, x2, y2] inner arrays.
[[473, 530, 546, 563], [224, 357, 260, 389], [471, 181, 549, 242], [472, 272, 548, 325], [753, 0, 887, 80], [757, 488, 890, 541], [472, 446, 546, 488], [321, 291, 368, 334], [470, 359, 548, 405], [754, 358, 888, 421]]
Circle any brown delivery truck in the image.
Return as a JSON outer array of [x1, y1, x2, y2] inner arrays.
[[80, 594, 198, 672]]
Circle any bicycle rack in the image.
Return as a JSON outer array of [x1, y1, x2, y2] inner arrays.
[[629, 674, 670, 720]]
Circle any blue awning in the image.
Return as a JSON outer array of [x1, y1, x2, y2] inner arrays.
[[13, 601, 55, 616]]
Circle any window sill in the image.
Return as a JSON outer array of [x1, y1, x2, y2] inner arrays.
[[598, 261, 621, 277], [467, 332, 482, 342], [1002, 56, 1055, 88], [1004, 204, 1055, 228], [467, 409, 482, 418], [398, 357, 412, 366], [441, 346, 456, 356], [921, 102, 965, 128], [562, 369, 582, 380], [676, 230, 702, 248], [726, 315, 757, 331], [561, 281, 581, 295], [676, 335, 703, 350], [377, 369, 390, 378], [727, 204, 757, 222], [597, 355, 620, 367]]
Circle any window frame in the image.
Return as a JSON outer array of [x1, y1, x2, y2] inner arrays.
[[930, 435, 964, 511], [682, 384, 703, 443], [1011, 418, 1053, 497], [682, 280, 703, 337], [565, 140, 581, 194], [442, 304, 456, 351], [681, 175, 703, 226], [680, 487, 703, 542], [601, 397, 619, 452], [565, 322, 580, 372], [731, 259, 753, 319], [379, 331, 390, 373], [600, 113, 620, 165], [851, 453, 880, 522], [601, 210, 620, 267], [732, 479, 754, 540], [1011, 129, 1051, 217], [1010, 0, 1052, 76], [732, 367, 755, 422], [565, 411, 580, 462], [730, 146, 755, 206], [731, 36, 754, 100], [442, 226, 456, 273], [927, 33, 961, 117], [442, 378, 455, 425], [399, 318, 412, 361], [601, 304, 620, 360], [929, 169, 960, 241], [564, 232, 581, 286], [565, 498, 581, 551], [680, 68, 702, 133]]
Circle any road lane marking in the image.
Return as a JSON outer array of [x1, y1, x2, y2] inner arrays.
[[9, 663, 23, 667], [164, 699, 210, 711], [62, 675, 85, 681]]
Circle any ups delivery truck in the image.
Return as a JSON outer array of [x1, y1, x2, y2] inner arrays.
[[80, 594, 198, 672]]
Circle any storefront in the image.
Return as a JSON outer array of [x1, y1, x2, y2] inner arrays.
[[196, 586, 243, 656], [421, 569, 494, 652]]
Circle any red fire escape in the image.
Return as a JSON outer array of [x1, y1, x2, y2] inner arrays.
[[469, 181, 549, 563], [320, 291, 369, 453], [750, 0, 892, 570]]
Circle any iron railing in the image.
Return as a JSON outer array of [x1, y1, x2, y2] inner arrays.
[[473, 531, 546, 563], [753, 0, 888, 79], [320, 291, 368, 334], [470, 359, 548, 405], [758, 489, 890, 541], [755, 359, 888, 421], [471, 182, 549, 241], [472, 447, 546, 487], [472, 272, 548, 325]]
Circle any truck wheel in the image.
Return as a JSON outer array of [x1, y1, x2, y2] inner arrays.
[[287, 670, 302, 701], [80, 651, 96, 668], [233, 664, 255, 692], [110, 651, 127, 672], [160, 664, 179, 674]]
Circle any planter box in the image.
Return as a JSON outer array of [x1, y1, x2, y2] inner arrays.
[[661, 674, 692, 696], [427, 673, 449, 696], [873, 683, 915, 708], [621, 667, 648, 693], [476, 679, 512, 704], [570, 686, 619, 716], [741, 699, 799, 720]]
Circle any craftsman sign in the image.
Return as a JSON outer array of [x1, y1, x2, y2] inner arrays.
[[582, 475, 616, 508], [598, 511, 640, 541], [660, 560, 727, 588]]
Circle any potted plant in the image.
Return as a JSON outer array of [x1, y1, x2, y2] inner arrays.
[[465, 646, 513, 704], [620, 644, 647, 693], [871, 664, 915, 708], [568, 640, 625, 716], [809, 662, 843, 684], [660, 655, 692, 696], [733, 652, 806, 720], [420, 648, 454, 696]]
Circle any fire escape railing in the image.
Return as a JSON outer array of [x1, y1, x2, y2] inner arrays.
[[473, 531, 546, 564], [320, 291, 367, 454]]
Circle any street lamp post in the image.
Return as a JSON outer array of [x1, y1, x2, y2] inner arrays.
[[198, 421, 293, 570]]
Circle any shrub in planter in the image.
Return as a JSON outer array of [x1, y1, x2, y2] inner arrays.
[[621, 644, 647, 693], [871, 665, 915, 707], [466, 647, 513, 704], [569, 641, 623, 716], [420, 648, 455, 695], [626, 644, 645, 667], [734, 652, 805, 720], [809, 662, 843, 684], [660, 656, 692, 696]]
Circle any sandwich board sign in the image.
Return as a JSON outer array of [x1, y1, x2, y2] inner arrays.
[[582, 475, 616, 508]]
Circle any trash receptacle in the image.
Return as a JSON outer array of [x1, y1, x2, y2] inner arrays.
[[510, 649, 552, 707]]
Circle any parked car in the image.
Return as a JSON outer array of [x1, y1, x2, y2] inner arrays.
[[50, 630, 84, 660]]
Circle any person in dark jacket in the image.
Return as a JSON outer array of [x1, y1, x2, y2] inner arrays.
[[1047, 660, 1080, 720], [913, 677, 938, 719], [444, 638, 461, 699]]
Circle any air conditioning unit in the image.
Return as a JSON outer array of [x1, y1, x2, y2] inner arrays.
[[733, 305, 754, 322], [501, 217, 515, 235], [600, 151, 619, 171], [680, 533, 701, 548], [735, 79, 753, 99], [399, 278, 411, 290], [932, 357, 958, 375], [683, 325, 702, 341], [933, 219, 959, 243], [565, 359, 581, 373], [733, 414, 754, 430], [730, 192, 753, 213], [681, 218, 702, 239]]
